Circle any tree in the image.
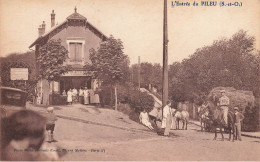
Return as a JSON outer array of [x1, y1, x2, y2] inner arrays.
[[168, 30, 259, 103], [85, 35, 130, 110], [131, 62, 162, 92], [37, 39, 70, 82], [0, 51, 37, 101]]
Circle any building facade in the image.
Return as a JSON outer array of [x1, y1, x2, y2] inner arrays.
[[29, 8, 107, 104]]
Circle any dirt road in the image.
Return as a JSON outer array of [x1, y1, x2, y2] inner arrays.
[[49, 118, 260, 161]]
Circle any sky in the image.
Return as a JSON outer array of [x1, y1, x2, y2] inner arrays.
[[0, 0, 259, 65]]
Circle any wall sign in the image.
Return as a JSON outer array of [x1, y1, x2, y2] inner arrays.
[[10, 68, 28, 80]]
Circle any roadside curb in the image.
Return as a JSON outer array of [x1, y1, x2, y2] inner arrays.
[[189, 121, 260, 139], [56, 114, 157, 135], [241, 133, 260, 139], [189, 121, 202, 127]]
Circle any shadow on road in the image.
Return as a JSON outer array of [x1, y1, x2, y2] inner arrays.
[[79, 107, 89, 113]]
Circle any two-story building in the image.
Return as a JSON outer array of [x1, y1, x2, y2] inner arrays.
[[29, 7, 107, 105]]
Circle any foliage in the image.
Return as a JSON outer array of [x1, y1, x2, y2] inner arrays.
[[97, 84, 114, 106], [0, 52, 37, 101], [49, 93, 67, 105], [85, 35, 130, 109], [37, 39, 70, 81], [168, 30, 259, 103], [0, 51, 36, 81], [117, 83, 131, 104], [208, 87, 255, 111], [242, 105, 259, 131], [131, 62, 162, 91], [85, 35, 130, 86], [129, 111, 140, 123], [117, 103, 132, 116], [98, 82, 135, 107], [128, 89, 154, 113]]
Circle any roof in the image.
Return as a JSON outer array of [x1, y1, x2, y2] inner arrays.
[[0, 87, 27, 93], [67, 7, 86, 20], [29, 10, 107, 48], [67, 12, 86, 20]]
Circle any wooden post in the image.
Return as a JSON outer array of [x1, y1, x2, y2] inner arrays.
[[138, 56, 141, 90], [115, 85, 117, 111], [193, 103, 196, 119], [162, 0, 169, 110]]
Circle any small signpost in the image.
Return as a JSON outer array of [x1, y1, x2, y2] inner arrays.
[[10, 68, 29, 80], [10, 68, 28, 85]]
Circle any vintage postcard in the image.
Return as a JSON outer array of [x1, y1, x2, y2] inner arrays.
[[0, 0, 259, 161]]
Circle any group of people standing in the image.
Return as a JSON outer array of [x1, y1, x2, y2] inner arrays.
[[63, 87, 99, 105]]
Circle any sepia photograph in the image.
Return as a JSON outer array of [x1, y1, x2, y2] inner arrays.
[[0, 0, 260, 161]]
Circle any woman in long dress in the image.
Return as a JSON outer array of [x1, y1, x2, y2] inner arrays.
[[139, 109, 154, 130], [67, 89, 73, 105], [83, 88, 89, 105]]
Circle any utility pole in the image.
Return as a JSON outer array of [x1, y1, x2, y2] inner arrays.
[[162, 0, 169, 109], [138, 56, 141, 90]]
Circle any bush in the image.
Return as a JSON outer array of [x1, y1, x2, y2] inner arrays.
[[49, 93, 67, 105], [117, 103, 132, 116], [117, 84, 130, 104], [129, 110, 140, 123], [242, 105, 259, 131], [98, 85, 114, 107], [98, 83, 132, 107], [128, 90, 154, 113]]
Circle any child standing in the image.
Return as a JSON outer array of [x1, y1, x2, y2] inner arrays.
[[234, 107, 244, 141], [46, 107, 58, 142]]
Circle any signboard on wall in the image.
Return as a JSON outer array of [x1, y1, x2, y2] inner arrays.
[[63, 70, 86, 77], [10, 68, 28, 80]]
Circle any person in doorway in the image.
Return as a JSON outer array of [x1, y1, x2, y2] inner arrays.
[[72, 87, 78, 102], [139, 109, 154, 130], [162, 101, 172, 137], [78, 87, 84, 104], [46, 107, 58, 143], [89, 89, 94, 104], [234, 107, 244, 141], [67, 89, 73, 105], [62, 90, 66, 96], [83, 87, 89, 105]]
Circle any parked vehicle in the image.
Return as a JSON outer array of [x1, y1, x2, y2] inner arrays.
[[0, 87, 28, 118]]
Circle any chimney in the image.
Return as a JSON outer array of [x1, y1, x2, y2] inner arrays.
[[38, 21, 46, 37], [42, 21, 46, 34], [51, 10, 55, 27], [38, 25, 43, 37]]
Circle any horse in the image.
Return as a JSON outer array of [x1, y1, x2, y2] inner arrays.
[[173, 110, 189, 130], [206, 100, 235, 141], [198, 105, 212, 131]]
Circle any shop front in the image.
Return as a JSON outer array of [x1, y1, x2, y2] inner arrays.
[[60, 76, 92, 95]]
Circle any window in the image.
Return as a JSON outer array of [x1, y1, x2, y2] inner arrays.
[[1, 89, 27, 107], [69, 43, 82, 62], [67, 39, 85, 64]]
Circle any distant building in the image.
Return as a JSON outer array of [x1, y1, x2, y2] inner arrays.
[[29, 7, 107, 105]]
